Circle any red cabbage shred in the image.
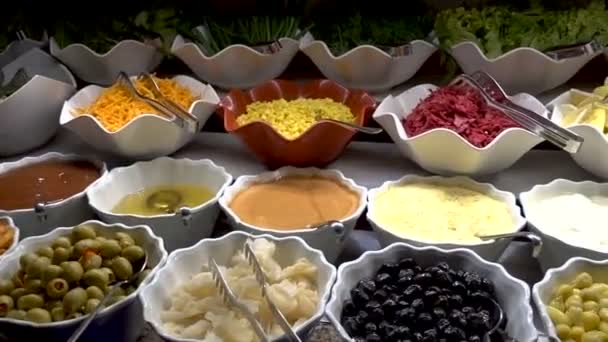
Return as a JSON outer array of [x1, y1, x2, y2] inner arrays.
[[403, 85, 520, 148]]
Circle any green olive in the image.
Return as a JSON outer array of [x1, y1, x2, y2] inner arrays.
[[19, 253, 38, 269], [36, 246, 54, 259], [74, 239, 100, 257], [107, 295, 126, 306], [51, 306, 65, 322], [102, 259, 113, 268], [46, 278, 69, 299], [115, 232, 134, 244], [51, 237, 72, 249], [6, 309, 26, 320], [121, 245, 145, 263], [125, 286, 137, 296], [63, 287, 87, 314], [46, 300, 62, 311], [111, 257, 133, 280], [0, 295, 14, 316], [60, 261, 84, 283], [24, 278, 42, 293], [99, 240, 121, 259], [66, 312, 83, 320], [72, 224, 97, 241], [25, 256, 50, 278], [136, 269, 151, 287], [26, 308, 52, 323], [0, 279, 14, 295], [86, 286, 104, 300], [41, 264, 63, 283], [11, 272, 24, 288], [82, 254, 102, 271], [9, 288, 26, 302], [84, 298, 100, 314], [107, 286, 125, 297], [52, 247, 71, 264], [17, 294, 44, 310], [100, 267, 116, 284], [83, 269, 109, 289]]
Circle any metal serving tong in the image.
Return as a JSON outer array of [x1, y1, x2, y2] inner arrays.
[[545, 40, 602, 60], [449, 71, 583, 153], [116, 72, 199, 133]]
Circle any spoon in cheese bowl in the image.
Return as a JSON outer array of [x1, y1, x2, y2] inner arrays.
[[477, 231, 543, 258], [314, 114, 383, 134]]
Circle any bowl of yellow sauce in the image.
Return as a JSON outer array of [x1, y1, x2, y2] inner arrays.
[[219, 167, 367, 262], [367, 175, 526, 261], [87, 157, 232, 251]]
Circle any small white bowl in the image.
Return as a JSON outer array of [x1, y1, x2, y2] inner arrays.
[[141, 230, 337, 341], [60, 75, 220, 160], [0, 216, 19, 260], [520, 179, 608, 271], [87, 157, 233, 252], [367, 175, 526, 261], [548, 89, 608, 179], [170, 34, 303, 89], [0, 220, 166, 341], [300, 36, 436, 92], [449, 41, 599, 95], [373, 83, 547, 176], [0, 49, 77, 157], [532, 257, 608, 340], [219, 167, 367, 263], [0, 152, 107, 239], [49, 38, 163, 86], [326, 242, 537, 341]]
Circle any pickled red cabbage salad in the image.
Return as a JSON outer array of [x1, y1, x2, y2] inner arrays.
[[403, 85, 520, 148]]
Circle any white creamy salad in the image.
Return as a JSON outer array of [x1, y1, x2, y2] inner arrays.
[[528, 193, 608, 251]]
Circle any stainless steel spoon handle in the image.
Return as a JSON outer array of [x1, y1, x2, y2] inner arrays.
[[316, 119, 383, 134], [479, 232, 543, 258]]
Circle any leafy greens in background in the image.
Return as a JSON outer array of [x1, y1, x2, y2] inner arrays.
[[435, 0, 608, 58]]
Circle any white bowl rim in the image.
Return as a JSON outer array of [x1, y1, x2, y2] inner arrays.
[[87, 157, 234, 219], [218, 166, 368, 234], [326, 241, 534, 341], [367, 174, 526, 246], [519, 178, 608, 254], [0, 216, 20, 259], [373, 83, 546, 151], [450, 40, 602, 64], [171, 34, 302, 59], [61, 74, 219, 135], [0, 152, 107, 215], [49, 37, 160, 57], [0, 219, 168, 328], [0, 61, 77, 105], [301, 38, 437, 59], [141, 229, 337, 342]]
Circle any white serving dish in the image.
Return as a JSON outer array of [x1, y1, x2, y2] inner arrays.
[[49, 38, 163, 86], [367, 175, 526, 261], [0, 220, 167, 342], [0, 216, 19, 260], [0, 152, 107, 238], [449, 41, 599, 95], [532, 257, 608, 340], [219, 167, 367, 263], [170, 34, 304, 89], [87, 157, 233, 252], [520, 179, 608, 271], [59, 75, 220, 160], [548, 89, 608, 179], [0, 36, 47, 67], [0, 49, 77, 157], [326, 242, 537, 341], [141, 230, 336, 341], [373, 83, 547, 176], [300, 36, 436, 92]]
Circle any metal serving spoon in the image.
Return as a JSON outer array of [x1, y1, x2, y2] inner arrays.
[[68, 253, 149, 342], [314, 115, 383, 135], [477, 231, 543, 258]]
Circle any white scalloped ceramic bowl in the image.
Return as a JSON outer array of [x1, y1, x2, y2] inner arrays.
[[49, 38, 163, 86], [0, 216, 19, 260], [141, 230, 337, 341], [373, 83, 547, 176], [0, 153, 106, 239], [0, 36, 47, 67], [548, 89, 608, 179], [0, 49, 77, 157], [87, 157, 233, 252], [367, 175, 526, 261], [533, 257, 608, 340], [219, 167, 367, 263], [171, 34, 303, 89], [0, 220, 167, 341], [449, 42, 599, 95], [520, 179, 608, 271], [60, 75, 220, 160], [300, 36, 436, 92], [327, 242, 537, 341]]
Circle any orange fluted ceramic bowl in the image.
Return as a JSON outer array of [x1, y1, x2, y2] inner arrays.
[[219, 79, 376, 169]]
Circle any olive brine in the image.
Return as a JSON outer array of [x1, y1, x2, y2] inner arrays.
[[0, 223, 150, 323], [341, 258, 505, 341]]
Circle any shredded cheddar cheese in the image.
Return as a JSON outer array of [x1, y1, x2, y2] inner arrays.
[[74, 76, 198, 132]]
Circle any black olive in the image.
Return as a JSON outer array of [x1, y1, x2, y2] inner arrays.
[[437, 262, 450, 271], [449, 294, 464, 307], [373, 289, 388, 301], [351, 288, 370, 307], [433, 307, 447, 319], [398, 274, 414, 288], [395, 326, 411, 339], [365, 322, 378, 333], [435, 270, 453, 287], [414, 272, 433, 286], [422, 328, 438, 341], [434, 294, 450, 307], [342, 316, 360, 334], [382, 298, 398, 316], [423, 289, 439, 303], [462, 306, 475, 317], [451, 281, 467, 295], [376, 272, 392, 286], [480, 278, 494, 294], [399, 268, 415, 279], [366, 333, 382, 342], [382, 284, 398, 295], [437, 318, 450, 331], [469, 312, 492, 332], [357, 279, 377, 294], [404, 284, 423, 298], [411, 298, 425, 311], [382, 324, 398, 339], [450, 309, 468, 328], [358, 310, 369, 321], [398, 307, 417, 321], [464, 272, 482, 289], [388, 293, 401, 303], [412, 332, 424, 341], [399, 258, 418, 270], [342, 300, 357, 317], [397, 300, 410, 309], [469, 335, 481, 342], [365, 301, 381, 311], [413, 265, 423, 273], [456, 270, 466, 279], [371, 307, 384, 321], [443, 326, 466, 340], [417, 312, 434, 328], [378, 263, 401, 277]]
